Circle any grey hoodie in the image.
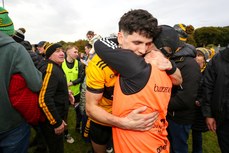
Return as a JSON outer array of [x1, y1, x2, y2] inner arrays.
[[0, 31, 42, 133]]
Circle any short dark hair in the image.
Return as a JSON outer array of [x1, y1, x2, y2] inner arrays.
[[86, 31, 94, 36], [118, 9, 159, 39], [85, 43, 92, 49]]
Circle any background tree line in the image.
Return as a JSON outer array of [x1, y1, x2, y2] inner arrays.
[[58, 39, 89, 54], [188, 26, 229, 48]]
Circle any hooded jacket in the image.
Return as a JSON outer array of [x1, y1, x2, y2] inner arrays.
[[0, 31, 42, 133], [167, 43, 201, 124]]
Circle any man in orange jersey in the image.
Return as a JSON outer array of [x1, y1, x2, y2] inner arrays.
[[85, 10, 173, 152], [94, 10, 182, 152]]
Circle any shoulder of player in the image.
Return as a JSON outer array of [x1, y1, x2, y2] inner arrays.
[[89, 54, 110, 70]]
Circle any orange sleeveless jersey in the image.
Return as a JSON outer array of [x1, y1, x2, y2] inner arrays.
[[112, 64, 172, 153]]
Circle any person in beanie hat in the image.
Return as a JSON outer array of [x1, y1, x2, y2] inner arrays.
[[12, 28, 26, 43], [38, 42, 74, 153], [44, 43, 62, 59], [173, 23, 188, 42], [186, 25, 195, 35], [0, 7, 14, 36], [173, 23, 195, 43], [190, 47, 210, 153], [0, 6, 42, 153], [195, 47, 210, 71]]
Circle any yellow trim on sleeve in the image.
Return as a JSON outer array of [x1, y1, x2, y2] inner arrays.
[[39, 63, 57, 125]]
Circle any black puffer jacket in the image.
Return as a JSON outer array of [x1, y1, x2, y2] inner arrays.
[[202, 47, 229, 122], [167, 43, 201, 124], [192, 69, 208, 132], [19, 40, 45, 70]]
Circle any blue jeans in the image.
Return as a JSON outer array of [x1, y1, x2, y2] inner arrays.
[[0, 122, 30, 153], [192, 130, 202, 153], [167, 118, 191, 153]]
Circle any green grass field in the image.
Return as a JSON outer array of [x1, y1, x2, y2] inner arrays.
[[28, 107, 221, 153]]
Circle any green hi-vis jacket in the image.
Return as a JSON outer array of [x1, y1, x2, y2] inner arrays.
[[62, 59, 80, 96]]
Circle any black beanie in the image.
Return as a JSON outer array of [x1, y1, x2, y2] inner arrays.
[[44, 43, 62, 59], [12, 29, 25, 42], [154, 25, 180, 57]]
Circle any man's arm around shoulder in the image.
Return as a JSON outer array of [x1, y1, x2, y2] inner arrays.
[[85, 90, 158, 131]]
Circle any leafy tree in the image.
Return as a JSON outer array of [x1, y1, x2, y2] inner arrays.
[[187, 34, 197, 47], [74, 39, 88, 53], [57, 39, 88, 53], [194, 26, 229, 47], [219, 27, 229, 46]]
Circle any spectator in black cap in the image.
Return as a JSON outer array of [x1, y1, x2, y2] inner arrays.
[[38, 42, 74, 153], [36, 41, 47, 56]]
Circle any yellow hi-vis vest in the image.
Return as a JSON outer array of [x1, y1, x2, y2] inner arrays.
[[62, 59, 80, 96]]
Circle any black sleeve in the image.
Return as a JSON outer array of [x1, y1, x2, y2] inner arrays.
[[196, 74, 204, 105], [94, 37, 149, 79], [202, 56, 217, 117], [42, 65, 62, 128]]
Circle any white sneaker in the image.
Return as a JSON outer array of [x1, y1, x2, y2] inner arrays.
[[65, 134, 74, 144], [106, 147, 113, 153]]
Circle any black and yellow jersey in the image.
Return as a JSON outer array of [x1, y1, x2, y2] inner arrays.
[[86, 54, 117, 125]]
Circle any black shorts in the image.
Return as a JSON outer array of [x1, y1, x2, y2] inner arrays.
[[89, 121, 112, 145]]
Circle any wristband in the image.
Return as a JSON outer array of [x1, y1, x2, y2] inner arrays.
[[166, 60, 177, 75]]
